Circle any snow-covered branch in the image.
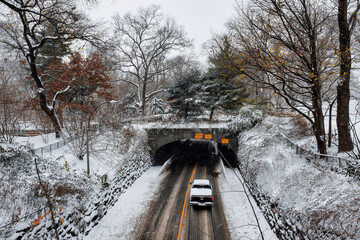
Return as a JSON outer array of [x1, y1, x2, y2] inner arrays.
[[51, 85, 70, 109]]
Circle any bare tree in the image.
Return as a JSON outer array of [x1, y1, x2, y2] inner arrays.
[[0, 0, 102, 138], [336, 0, 360, 152], [0, 57, 29, 143], [112, 5, 192, 116], [228, 0, 338, 154]]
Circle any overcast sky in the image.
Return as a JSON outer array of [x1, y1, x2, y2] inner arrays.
[[89, 0, 237, 64]]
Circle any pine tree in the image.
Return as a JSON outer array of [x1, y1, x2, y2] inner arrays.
[[201, 35, 248, 120], [167, 68, 203, 120], [37, 28, 70, 73], [202, 70, 248, 121]]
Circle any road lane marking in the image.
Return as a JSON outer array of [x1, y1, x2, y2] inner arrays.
[[177, 163, 198, 240], [155, 167, 187, 240]]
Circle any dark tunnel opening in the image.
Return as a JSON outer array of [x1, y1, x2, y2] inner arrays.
[[153, 139, 239, 169], [153, 140, 181, 166], [217, 143, 238, 168]]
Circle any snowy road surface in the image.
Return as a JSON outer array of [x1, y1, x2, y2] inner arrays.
[[136, 163, 230, 240], [85, 165, 278, 239]]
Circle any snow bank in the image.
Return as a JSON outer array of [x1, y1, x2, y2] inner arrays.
[[0, 145, 97, 239], [239, 115, 360, 239], [85, 167, 163, 240], [218, 167, 278, 240]]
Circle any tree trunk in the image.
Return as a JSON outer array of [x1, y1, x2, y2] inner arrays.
[[337, 0, 354, 152], [328, 102, 333, 147], [50, 111, 62, 138], [312, 84, 327, 154], [308, 28, 326, 154], [209, 109, 214, 121], [30, 58, 63, 138], [141, 81, 147, 116], [184, 102, 189, 121], [328, 98, 336, 147], [313, 112, 327, 154]]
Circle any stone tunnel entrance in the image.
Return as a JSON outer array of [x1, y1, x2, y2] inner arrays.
[[146, 127, 239, 168], [153, 139, 239, 168]]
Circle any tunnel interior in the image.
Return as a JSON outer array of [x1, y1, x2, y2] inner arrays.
[[153, 139, 239, 169]]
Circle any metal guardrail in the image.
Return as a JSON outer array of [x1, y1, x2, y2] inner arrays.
[[32, 136, 74, 156], [280, 133, 353, 170]]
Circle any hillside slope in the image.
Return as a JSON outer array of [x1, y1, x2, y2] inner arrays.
[[238, 115, 360, 239]]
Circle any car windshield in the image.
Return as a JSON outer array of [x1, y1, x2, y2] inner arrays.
[[193, 184, 211, 189]]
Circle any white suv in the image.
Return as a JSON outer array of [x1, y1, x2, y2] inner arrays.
[[189, 179, 214, 207]]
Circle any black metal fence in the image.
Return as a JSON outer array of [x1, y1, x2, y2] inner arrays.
[[33, 136, 74, 156], [280, 133, 354, 172]]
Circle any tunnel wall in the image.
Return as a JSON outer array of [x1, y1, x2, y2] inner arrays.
[[146, 128, 239, 165]]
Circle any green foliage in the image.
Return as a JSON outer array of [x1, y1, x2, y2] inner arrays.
[[201, 69, 249, 118], [202, 34, 248, 120], [208, 35, 242, 80], [167, 35, 249, 121], [167, 68, 204, 120], [37, 26, 71, 73]]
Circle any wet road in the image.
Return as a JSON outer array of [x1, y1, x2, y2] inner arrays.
[[136, 162, 230, 240]]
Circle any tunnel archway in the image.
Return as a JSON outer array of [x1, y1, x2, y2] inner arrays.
[[153, 139, 239, 168], [153, 140, 181, 166], [217, 143, 238, 168]]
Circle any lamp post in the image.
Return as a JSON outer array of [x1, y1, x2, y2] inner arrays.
[[86, 100, 118, 176]]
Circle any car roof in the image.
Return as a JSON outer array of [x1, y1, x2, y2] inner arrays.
[[193, 179, 210, 185]]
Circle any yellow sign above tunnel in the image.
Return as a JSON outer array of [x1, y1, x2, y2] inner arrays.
[[195, 133, 203, 139], [222, 138, 229, 144], [205, 134, 212, 139]]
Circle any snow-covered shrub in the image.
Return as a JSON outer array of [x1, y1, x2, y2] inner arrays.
[[148, 98, 165, 115], [228, 105, 264, 132], [101, 125, 150, 165], [346, 161, 360, 180], [0, 144, 32, 163], [0, 144, 97, 239], [1, 124, 152, 239]]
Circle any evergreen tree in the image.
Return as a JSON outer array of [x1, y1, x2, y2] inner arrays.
[[201, 35, 248, 120], [167, 68, 203, 120], [37, 25, 71, 73], [201, 70, 248, 121], [208, 35, 240, 80]]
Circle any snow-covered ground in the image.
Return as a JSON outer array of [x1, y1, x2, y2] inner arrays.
[[14, 133, 63, 149], [218, 167, 278, 240], [0, 126, 152, 239], [13, 127, 150, 178], [239, 115, 360, 239], [85, 167, 163, 240]]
